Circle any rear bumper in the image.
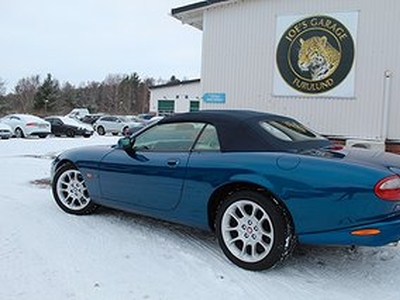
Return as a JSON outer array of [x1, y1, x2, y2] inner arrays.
[[298, 214, 400, 246]]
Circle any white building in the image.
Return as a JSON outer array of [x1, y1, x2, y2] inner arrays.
[[168, 0, 400, 151], [149, 79, 201, 116]]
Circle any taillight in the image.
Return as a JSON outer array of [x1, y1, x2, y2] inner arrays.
[[325, 144, 344, 151], [374, 175, 400, 201], [26, 122, 37, 127]]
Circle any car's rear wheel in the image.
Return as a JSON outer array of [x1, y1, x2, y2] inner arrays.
[[52, 163, 98, 215], [216, 191, 294, 271], [66, 129, 75, 137], [97, 126, 105, 135], [15, 128, 25, 138]]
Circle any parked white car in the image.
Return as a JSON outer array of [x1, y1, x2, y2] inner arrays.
[[93, 115, 143, 135], [1, 114, 51, 138], [0, 122, 12, 139]]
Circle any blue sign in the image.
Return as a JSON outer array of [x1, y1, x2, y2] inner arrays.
[[202, 93, 226, 104]]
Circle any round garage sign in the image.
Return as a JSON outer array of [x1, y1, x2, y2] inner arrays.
[[276, 15, 355, 94]]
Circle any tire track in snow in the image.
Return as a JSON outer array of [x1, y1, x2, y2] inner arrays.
[[106, 211, 310, 299], [285, 244, 400, 299]]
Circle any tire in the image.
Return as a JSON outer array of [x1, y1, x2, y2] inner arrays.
[[15, 128, 25, 138], [52, 163, 99, 215], [215, 190, 294, 271], [66, 129, 75, 138], [122, 126, 129, 136], [97, 126, 105, 135], [112, 132, 119, 136]]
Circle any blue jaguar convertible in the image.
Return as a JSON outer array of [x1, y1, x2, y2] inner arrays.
[[51, 110, 400, 270]]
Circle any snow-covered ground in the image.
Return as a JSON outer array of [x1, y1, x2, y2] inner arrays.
[[0, 135, 399, 300]]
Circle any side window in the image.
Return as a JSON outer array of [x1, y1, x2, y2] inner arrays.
[[134, 122, 205, 152], [259, 119, 325, 142], [193, 124, 220, 151]]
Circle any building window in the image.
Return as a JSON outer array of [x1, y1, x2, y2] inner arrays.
[[190, 101, 200, 112], [158, 100, 175, 116]]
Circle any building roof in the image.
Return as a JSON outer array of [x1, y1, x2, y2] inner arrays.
[[149, 78, 200, 90], [171, 0, 232, 30]]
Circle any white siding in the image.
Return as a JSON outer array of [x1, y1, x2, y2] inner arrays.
[[150, 81, 202, 114], [200, 0, 400, 139]]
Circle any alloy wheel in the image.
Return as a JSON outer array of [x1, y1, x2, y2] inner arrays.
[[56, 169, 91, 211], [221, 199, 275, 263]]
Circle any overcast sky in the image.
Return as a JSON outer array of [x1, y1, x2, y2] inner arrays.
[[0, 0, 202, 92]]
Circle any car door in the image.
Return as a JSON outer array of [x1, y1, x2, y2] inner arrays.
[[97, 116, 112, 133], [108, 116, 121, 132], [47, 118, 62, 135], [98, 122, 205, 211]]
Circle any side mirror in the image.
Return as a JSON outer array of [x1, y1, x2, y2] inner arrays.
[[118, 137, 135, 150]]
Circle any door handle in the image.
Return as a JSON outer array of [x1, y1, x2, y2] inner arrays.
[[166, 159, 180, 168]]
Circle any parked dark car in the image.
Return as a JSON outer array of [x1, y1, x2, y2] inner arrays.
[[51, 110, 400, 270], [137, 113, 156, 121], [45, 116, 94, 138], [79, 113, 104, 125], [123, 116, 163, 136]]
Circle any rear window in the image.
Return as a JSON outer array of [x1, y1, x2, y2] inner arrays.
[[259, 119, 325, 142]]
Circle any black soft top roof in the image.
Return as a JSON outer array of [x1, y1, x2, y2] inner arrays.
[[158, 110, 331, 152]]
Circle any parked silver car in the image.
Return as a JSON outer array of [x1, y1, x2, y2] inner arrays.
[[1, 114, 51, 138], [93, 115, 143, 136]]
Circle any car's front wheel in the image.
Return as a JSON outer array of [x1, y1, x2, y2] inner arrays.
[[52, 163, 98, 215], [216, 191, 294, 271]]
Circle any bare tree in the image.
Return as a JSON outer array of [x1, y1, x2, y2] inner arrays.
[[13, 75, 40, 113], [2, 72, 158, 116], [0, 78, 6, 96], [0, 78, 10, 114], [101, 74, 123, 114]]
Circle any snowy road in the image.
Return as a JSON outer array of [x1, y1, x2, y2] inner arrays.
[[0, 136, 399, 300]]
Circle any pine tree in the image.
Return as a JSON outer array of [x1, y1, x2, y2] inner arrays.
[[33, 73, 60, 114]]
